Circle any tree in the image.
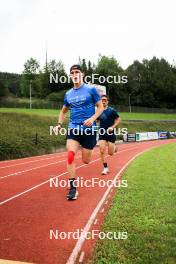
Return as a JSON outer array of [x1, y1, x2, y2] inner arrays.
[[0, 80, 6, 97], [96, 55, 124, 104], [20, 58, 40, 97], [87, 60, 94, 75], [46, 59, 70, 93]]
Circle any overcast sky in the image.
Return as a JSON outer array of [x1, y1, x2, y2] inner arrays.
[[0, 0, 176, 73]]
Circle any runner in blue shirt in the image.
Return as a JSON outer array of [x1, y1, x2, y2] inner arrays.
[[57, 65, 103, 200], [98, 95, 121, 175]]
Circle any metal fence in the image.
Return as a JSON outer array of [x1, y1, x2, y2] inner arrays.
[[112, 105, 176, 114], [0, 98, 176, 113]]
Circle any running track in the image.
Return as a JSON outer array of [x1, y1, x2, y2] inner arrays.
[[0, 139, 175, 264]]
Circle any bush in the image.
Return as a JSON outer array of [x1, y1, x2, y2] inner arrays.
[[47, 91, 67, 102]]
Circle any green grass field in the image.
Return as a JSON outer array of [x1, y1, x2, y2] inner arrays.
[[0, 108, 176, 120], [91, 143, 176, 264], [0, 112, 67, 160], [0, 110, 175, 160], [0, 108, 60, 116]]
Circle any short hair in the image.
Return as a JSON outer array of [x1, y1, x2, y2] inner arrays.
[[101, 94, 109, 100], [70, 64, 83, 73]]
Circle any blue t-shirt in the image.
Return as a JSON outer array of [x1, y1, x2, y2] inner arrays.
[[64, 83, 101, 129], [98, 107, 119, 129]]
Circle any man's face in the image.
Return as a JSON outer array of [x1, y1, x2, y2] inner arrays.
[[70, 69, 84, 84], [101, 97, 108, 108]]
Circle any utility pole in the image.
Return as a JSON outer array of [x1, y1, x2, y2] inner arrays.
[[29, 80, 32, 109], [129, 93, 132, 113]]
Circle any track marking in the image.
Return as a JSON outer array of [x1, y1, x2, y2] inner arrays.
[[0, 154, 67, 169], [78, 252, 85, 263], [94, 219, 98, 225], [0, 154, 82, 180], [66, 145, 160, 264], [0, 148, 100, 169], [0, 150, 67, 164], [0, 146, 138, 205], [0, 260, 34, 264], [0, 146, 137, 180], [0, 157, 104, 205], [100, 208, 104, 213], [0, 143, 137, 168], [0, 160, 66, 179]]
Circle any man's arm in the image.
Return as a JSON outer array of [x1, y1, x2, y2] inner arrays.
[[83, 100, 103, 126], [107, 117, 121, 132], [111, 117, 121, 129], [57, 105, 69, 126], [92, 100, 104, 121]]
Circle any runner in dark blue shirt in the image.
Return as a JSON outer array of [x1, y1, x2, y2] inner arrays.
[[98, 95, 121, 174]]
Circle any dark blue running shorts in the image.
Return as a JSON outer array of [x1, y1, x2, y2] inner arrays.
[[66, 128, 97, 150], [98, 133, 116, 143]]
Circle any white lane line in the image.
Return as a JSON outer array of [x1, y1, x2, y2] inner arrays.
[[94, 219, 98, 225], [0, 151, 67, 165], [0, 173, 67, 205], [100, 208, 104, 213], [0, 146, 138, 205], [78, 252, 85, 263], [0, 142, 136, 168], [0, 146, 136, 180], [0, 259, 34, 263], [66, 146, 159, 264], [0, 155, 104, 205], [0, 147, 100, 169], [0, 160, 66, 179], [0, 148, 97, 169], [0, 139, 172, 166], [0, 148, 100, 169], [0, 154, 67, 169], [0, 154, 83, 180]]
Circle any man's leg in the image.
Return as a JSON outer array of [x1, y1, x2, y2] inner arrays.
[[107, 141, 116, 156], [81, 130, 97, 164], [66, 139, 79, 200], [99, 140, 107, 163], [81, 147, 93, 164], [99, 140, 109, 175]]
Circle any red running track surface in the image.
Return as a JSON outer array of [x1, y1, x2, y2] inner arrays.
[[0, 139, 175, 264]]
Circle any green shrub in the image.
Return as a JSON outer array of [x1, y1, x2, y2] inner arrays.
[[47, 90, 67, 102]]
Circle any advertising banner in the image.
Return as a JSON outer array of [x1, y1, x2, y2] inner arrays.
[[136, 132, 148, 141], [158, 131, 168, 139], [147, 132, 159, 140], [127, 133, 136, 142]]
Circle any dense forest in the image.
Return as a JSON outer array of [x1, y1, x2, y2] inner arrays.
[[0, 55, 176, 108]]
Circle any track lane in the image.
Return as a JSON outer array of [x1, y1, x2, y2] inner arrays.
[[0, 140, 175, 264], [0, 142, 141, 169], [0, 146, 141, 203]]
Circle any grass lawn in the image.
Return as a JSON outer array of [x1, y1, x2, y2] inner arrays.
[[0, 110, 175, 160], [0, 112, 68, 160], [121, 112, 176, 120], [0, 108, 176, 120], [0, 108, 60, 116], [91, 143, 176, 264]]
